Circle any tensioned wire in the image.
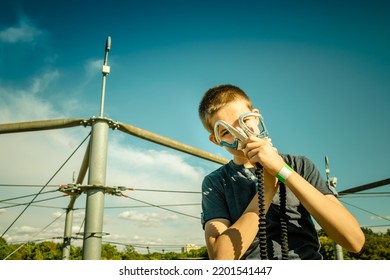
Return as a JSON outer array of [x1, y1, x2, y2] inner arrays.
[[0, 132, 91, 239]]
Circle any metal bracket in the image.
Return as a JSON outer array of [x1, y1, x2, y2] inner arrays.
[[80, 116, 120, 130], [59, 183, 127, 196]]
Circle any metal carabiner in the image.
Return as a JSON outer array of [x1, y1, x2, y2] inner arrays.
[[239, 112, 268, 139], [214, 112, 268, 150], [214, 119, 247, 150]]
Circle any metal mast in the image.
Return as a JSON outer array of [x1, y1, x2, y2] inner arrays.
[[325, 156, 344, 260], [62, 141, 90, 259], [81, 36, 111, 260]]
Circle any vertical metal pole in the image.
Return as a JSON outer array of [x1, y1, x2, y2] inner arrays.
[[62, 196, 76, 260], [333, 241, 344, 260], [325, 156, 344, 260], [63, 142, 90, 260], [99, 36, 111, 118], [82, 119, 109, 259], [82, 37, 111, 259]]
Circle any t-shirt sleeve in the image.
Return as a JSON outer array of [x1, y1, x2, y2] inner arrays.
[[201, 175, 231, 228]]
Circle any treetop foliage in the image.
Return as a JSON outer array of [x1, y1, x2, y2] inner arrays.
[[1, 228, 389, 260]]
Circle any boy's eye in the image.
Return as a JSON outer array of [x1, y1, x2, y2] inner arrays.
[[243, 116, 254, 123], [243, 116, 257, 127], [220, 129, 230, 137]]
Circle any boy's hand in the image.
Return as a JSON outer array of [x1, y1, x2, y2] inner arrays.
[[242, 136, 285, 176]]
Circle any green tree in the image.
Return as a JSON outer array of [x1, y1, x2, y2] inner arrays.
[[2, 228, 389, 260], [349, 233, 390, 260], [121, 245, 147, 260], [0, 237, 13, 260], [319, 227, 390, 260], [70, 245, 83, 260], [319, 235, 335, 260], [101, 243, 121, 260]]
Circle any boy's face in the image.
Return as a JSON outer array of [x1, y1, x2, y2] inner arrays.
[[209, 99, 259, 156]]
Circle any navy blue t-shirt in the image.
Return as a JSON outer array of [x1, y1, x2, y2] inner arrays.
[[201, 154, 334, 259]]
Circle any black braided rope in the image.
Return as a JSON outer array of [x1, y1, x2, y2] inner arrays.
[[279, 182, 289, 260], [255, 163, 268, 260]]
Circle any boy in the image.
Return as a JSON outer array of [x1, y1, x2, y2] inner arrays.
[[198, 84, 365, 260]]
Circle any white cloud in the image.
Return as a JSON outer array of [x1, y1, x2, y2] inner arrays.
[[0, 70, 60, 122], [0, 18, 45, 43], [84, 59, 103, 78], [30, 71, 60, 96], [15, 225, 38, 234], [107, 136, 206, 185], [118, 210, 178, 227]]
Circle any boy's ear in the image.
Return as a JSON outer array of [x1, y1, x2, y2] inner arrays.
[[209, 134, 220, 146], [252, 109, 261, 122]]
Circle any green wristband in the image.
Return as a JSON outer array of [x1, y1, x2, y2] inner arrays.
[[276, 164, 293, 183]]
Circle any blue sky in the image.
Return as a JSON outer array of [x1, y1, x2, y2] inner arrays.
[[0, 0, 389, 255]]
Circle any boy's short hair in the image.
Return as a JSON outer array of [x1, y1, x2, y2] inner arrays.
[[198, 84, 253, 132]]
